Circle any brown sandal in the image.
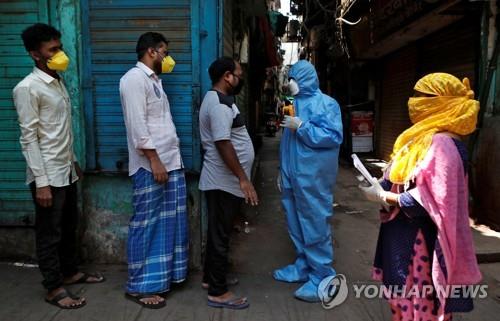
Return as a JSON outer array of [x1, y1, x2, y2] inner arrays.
[[125, 293, 166, 309]]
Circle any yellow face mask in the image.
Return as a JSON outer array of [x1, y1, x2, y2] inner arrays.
[[47, 51, 69, 71], [389, 73, 479, 184], [161, 55, 175, 73]]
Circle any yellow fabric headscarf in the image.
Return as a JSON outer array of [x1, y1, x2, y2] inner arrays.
[[389, 73, 480, 184]]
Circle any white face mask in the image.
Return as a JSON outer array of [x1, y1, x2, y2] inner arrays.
[[288, 79, 300, 96]]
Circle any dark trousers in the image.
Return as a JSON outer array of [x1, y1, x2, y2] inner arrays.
[[203, 190, 243, 296], [30, 182, 79, 292]]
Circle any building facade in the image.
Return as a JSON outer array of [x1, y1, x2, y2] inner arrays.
[[0, 0, 261, 267]]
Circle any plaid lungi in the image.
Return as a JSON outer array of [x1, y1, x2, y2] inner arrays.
[[126, 168, 189, 294]]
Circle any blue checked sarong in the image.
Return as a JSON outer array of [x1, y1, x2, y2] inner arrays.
[[126, 168, 189, 294]]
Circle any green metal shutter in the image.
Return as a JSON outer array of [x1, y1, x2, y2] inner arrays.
[[0, 1, 48, 226], [83, 0, 199, 172]]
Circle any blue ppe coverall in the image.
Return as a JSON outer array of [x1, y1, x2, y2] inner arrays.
[[274, 60, 343, 302]]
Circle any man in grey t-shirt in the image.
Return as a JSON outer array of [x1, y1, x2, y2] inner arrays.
[[199, 57, 258, 309]]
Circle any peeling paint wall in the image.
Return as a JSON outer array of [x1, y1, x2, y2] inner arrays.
[[80, 174, 202, 269], [1, 1, 208, 269], [54, 0, 86, 165], [0, 229, 35, 261]]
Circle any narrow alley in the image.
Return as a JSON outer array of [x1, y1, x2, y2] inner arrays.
[[0, 135, 498, 321]]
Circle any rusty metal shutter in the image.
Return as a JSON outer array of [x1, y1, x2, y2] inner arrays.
[[417, 17, 479, 88], [377, 16, 478, 161], [378, 45, 417, 160]]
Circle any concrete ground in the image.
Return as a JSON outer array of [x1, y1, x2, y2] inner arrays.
[[0, 134, 499, 321]]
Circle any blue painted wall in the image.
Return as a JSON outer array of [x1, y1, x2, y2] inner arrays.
[[82, 0, 200, 172], [0, 0, 84, 226], [0, 0, 220, 267], [78, 0, 219, 266]]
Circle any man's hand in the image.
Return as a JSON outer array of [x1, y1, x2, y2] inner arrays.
[[36, 186, 53, 208], [142, 149, 169, 184], [74, 162, 84, 180], [240, 178, 259, 206], [150, 157, 168, 184]]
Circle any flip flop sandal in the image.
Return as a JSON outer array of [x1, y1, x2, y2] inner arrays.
[[65, 272, 106, 285], [45, 291, 86, 309], [124, 293, 166, 309], [207, 296, 249, 310]]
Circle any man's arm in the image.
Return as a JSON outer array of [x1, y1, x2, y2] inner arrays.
[[120, 76, 167, 184], [296, 102, 343, 148], [215, 140, 258, 206], [13, 86, 52, 207], [208, 104, 258, 205]]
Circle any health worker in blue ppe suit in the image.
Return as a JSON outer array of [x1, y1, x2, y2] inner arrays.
[[274, 60, 343, 302]]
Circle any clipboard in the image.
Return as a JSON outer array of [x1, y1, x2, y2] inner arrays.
[[351, 154, 379, 186]]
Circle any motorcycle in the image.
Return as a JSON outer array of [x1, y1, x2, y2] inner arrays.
[[265, 112, 279, 137]]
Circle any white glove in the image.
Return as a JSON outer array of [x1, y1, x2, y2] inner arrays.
[[358, 184, 390, 207], [277, 174, 282, 192], [280, 115, 303, 130]]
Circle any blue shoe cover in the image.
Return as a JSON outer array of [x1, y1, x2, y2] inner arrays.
[[294, 280, 320, 303], [273, 263, 309, 283]]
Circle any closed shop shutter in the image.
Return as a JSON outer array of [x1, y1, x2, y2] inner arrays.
[[223, 0, 233, 57], [377, 16, 478, 161], [378, 45, 417, 160], [0, 1, 48, 225], [83, 0, 199, 172], [418, 17, 478, 88]]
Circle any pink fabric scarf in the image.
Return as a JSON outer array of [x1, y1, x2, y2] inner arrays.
[[380, 134, 482, 314], [407, 134, 481, 287]]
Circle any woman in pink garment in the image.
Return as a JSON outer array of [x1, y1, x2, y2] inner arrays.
[[359, 73, 482, 321]]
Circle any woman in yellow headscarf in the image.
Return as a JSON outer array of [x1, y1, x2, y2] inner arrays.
[[359, 73, 482, 321], [390, 73, 479, 185]]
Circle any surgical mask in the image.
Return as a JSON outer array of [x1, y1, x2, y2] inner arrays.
[[288, 79, 300, 96], [47, 51, 69, 71], [161, 55, 176, 73]]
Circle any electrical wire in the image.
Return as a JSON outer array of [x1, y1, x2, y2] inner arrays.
[[337, 0, 361, 25], [312, 0, 337, 14], [336, 16, 361, 25]]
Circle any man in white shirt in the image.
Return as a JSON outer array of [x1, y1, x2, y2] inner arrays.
[[13, 23, 104, 310], [120, 32, 188, 309]]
